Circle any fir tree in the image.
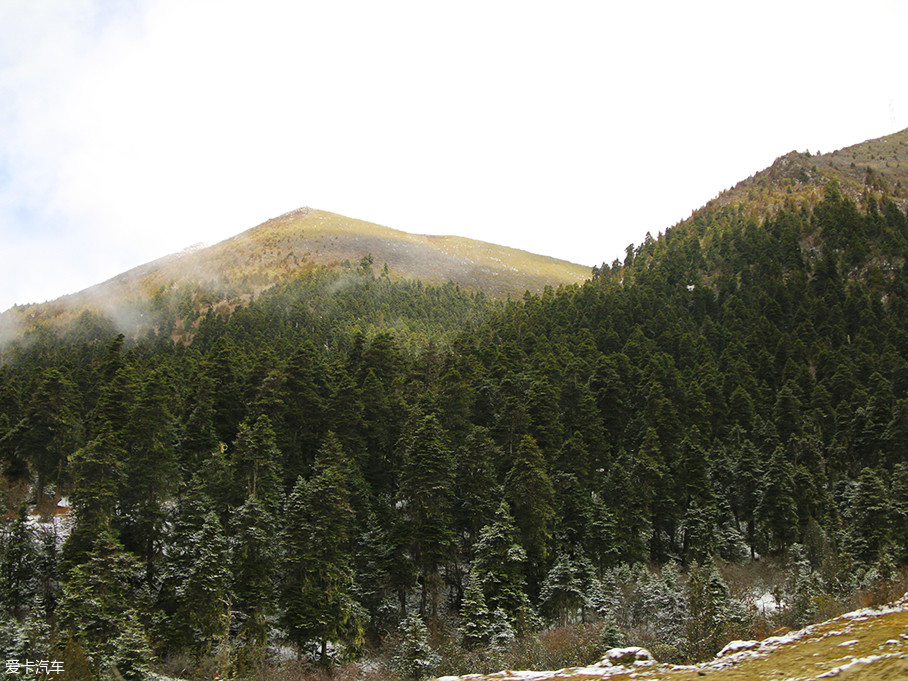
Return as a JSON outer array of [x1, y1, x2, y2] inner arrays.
[[0, 504, 36, 621], [157, 494, 231, 656], [230, 414, 283, 512], [397, 412, 456, 622], [392, 612, 440, 681], [280, 434, 363, 665], [471, 501, 531, 633], [458, 570, 495, 648], [504, 435, 555, 596], [846, 467, 892, 565], [756, 446, 799, 555], [229, 495, 277, 659], [539, 552, 591, 625], [117, 369, 178, 582], [58, 531, 153, 681]]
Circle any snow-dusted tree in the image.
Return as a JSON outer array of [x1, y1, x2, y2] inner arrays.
[[598, 611, 626, 651], [471, 501, 531, 633], [353, 509, 398, 636], [231, 414, 283, 512], [845, 467, 892, 565], [392, 612, 440, 680], [505, 435, 555, 594], [755, 446, 799, 555], [539, 552, 588, 625], [459, 570, 495, 648], [0, 505, 36, 621], [117, 369, 178, 582], [891, 463, 908, 563], [397, 411, 456, 622], [783, 544, 824, 628], [685, 561, 739, 661], [63, 428, 124, 569], [639, 563, 687, 651], [58, 531, 153, 681], [156, 491, 231, 656]]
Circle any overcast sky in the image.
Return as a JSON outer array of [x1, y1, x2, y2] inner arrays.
[[2, 0, 907, 311]]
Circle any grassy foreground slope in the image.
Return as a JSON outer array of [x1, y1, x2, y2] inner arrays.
[[439, 597, 908, 681]]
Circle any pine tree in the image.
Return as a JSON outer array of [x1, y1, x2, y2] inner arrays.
[[756, 446, 799, 555], [685, 561, 738, 661], [639, 563, 687, 652], [890, 463, 908, 563], [846, 467, 892, 565], [539, 552, 590, 625], [353, 509, 398, 636], [783, 544, 824, 628], [230, 414, 283, 511], [2, 368, 78, 505], [0, 505, 36, 621], [62, 428, 124, 570], [117, 369, 178, 582], [458, 570, 495, 648]]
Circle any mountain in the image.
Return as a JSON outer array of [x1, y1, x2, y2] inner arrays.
[[2, 128, 908, 679], [0, 207, 590, 339]]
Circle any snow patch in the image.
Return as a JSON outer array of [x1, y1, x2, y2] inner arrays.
[[717, 639, 759, 657], [594, 646, 656, 668], [815, 654, 897, 678]]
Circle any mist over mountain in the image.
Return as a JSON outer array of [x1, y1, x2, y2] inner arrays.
[[0, 207, 590, 343]]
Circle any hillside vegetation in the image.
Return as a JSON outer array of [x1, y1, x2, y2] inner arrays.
[[438, 597, 908, 681], [1, 129, 908, 681]]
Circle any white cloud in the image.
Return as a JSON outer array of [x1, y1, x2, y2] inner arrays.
[[1, 0, 907, 310]]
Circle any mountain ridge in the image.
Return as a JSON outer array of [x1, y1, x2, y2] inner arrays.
[[699, 127, 908, 220]]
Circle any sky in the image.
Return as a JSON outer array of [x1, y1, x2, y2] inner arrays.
[[1, 0, 907, 311]]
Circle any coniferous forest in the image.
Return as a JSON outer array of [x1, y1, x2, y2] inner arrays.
[[2, 183, 908, 680]]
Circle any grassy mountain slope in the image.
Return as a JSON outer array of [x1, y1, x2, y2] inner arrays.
[[1, 208, 590, 336], [88, 207, 591, 298]]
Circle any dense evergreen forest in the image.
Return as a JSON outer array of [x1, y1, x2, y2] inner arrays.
[[2, 183, 908, 680]]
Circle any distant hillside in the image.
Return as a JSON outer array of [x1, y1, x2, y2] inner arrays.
[[0, 208, 589, 332]]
